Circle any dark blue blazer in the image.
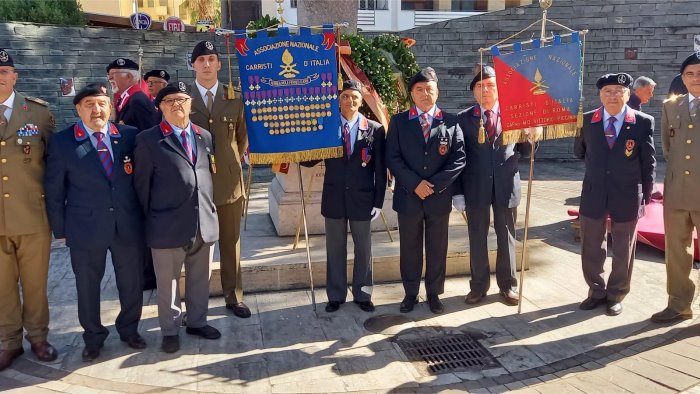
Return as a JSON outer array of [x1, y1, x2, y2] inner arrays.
[[574, 106, 656, 222], [386, 106, 466, 216], [133, 121, 219, 249], [44, 122, 144, 250], [455, 105, 532, 209], [116, 90, 158, 131]]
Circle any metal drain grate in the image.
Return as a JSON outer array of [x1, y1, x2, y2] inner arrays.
[[396, 334, 499, 374]]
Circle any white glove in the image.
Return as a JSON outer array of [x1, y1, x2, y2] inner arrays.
[[371, 207, 381, 221], [452, 195, 466, 212], [524, 126, 543, 143]]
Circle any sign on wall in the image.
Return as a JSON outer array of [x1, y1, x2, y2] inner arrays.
[[129, 12, 152, 30]]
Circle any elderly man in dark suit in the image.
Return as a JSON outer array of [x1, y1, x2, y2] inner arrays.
[[44, 84, 146, 362], [574, 73, 656, 316], [454, 66, 535, 307], [303, 80, 386, 313], [386, 67, 466, 314], [106, 58, 158, 131], [134, 81, 220, 353]]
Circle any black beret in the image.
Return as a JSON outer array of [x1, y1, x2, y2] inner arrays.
[[191, 41, 219, 62], [106, 58, 139, 72], [340, 80, 363, 93], [73, 83, 110, 105], [680, 51, 700, 74], [144, 69, 170, 82], [595, 73, 632, 89], [408, 67, 438, 91], [155, 81, 191, 107], [470, 66, 497, 91], [0, 49, 13, 67]]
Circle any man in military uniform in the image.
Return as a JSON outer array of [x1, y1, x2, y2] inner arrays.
[[44, 85, 147, 362], [0, 49, 58, 370], [144, 69, 170, 101], [188, 41, 250, 318], [652, 52, 700, 323], [107, 58, 158, 131], [386, 67, 466, 314], [453, 66, 535, 307], [575, 73, 656, 316]]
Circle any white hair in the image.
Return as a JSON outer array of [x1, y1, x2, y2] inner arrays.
[[123, 69, 140, 81], [632, 76, 656, 90]]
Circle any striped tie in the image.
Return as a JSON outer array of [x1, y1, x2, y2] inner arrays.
[[484, 110, 497, 144], [343, 122, 352, 158], [180, 130, 195, 162], [605, 117, 617, 149], [420, 113, 431, 142], [93, 132, 113, 178]]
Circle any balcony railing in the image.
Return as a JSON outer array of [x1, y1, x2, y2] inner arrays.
[[414, 10, 483, 26]]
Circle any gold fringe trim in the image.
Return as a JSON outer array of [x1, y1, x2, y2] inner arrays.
[[478, 121, 486, 144], [501, 122, 581, 145], [249, 146, 343, 164]]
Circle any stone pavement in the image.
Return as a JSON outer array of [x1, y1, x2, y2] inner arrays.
[[1, 161, 700, 393]]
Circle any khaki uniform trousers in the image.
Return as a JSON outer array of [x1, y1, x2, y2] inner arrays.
[[663, 207, 700, 314], [0, 231, 51, 350], [218, 198, 244, 304]]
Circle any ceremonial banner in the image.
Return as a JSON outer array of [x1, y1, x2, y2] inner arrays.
[[235, 25, 342, 163], [493, 34, 582, 143]]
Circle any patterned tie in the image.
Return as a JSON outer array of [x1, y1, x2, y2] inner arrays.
[[420, 112, 431, 142], [605, 117, 617, 149], [343, 122, 352, 158], [691, 98, 700, 119], [484, 110, 497, 144], [93, 132, 113, 178], [180, 129, 195, 162], [0, 104, 7, 136], [206, 91, 214, 113]]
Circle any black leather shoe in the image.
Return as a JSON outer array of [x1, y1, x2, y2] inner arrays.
[[651, 307, 693, 323], [121, 334, 147, 350], [325, 301, 342, 312], [0, 348, 23, 371], [399, 296, 418, 313], [185, 325, 221, 340], [606, 301, 623, 316], [427, 294, 444, 314], [353, 300, 375, 312], [161, 335, 179, 353], [465, 291, 486, 305], [81, 344, 102, 362], [226, 302, 252, 318], [579, 296, 606, 310], [500, 289, 519, 306]]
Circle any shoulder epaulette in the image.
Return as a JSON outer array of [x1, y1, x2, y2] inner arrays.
[[222, 84, 241, 93], [25, 96, 50, 107], [663, 94, 684, 104]]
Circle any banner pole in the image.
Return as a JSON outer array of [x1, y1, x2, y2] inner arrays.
[[297, 164, 317, 311], [379, 211, 394, 242], [243, 164, 253, 230], [293, 165, 315, 250]]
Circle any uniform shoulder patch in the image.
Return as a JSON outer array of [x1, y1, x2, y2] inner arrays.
[[25, 96, 50, 107]]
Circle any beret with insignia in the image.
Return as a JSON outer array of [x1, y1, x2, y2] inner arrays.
[[340, 80, 363, 93], [106, 58, 139, 73], [408, 67, 438, 91], [191, 41, 219, 63], [595, 73, 633, 89], [470, 65, 497, 91], [0, 49, 13, 67], [155, 81, 191, 107], [73, 83, 110, 105], [144, 69, 170, 82], [680, 51, 700, 74]]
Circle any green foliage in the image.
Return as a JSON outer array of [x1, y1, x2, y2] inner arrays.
[[343, 33, 398, 111], [246, 15, 280, 38], [372, 34, 420, 110], [0, 0, 85, 26]]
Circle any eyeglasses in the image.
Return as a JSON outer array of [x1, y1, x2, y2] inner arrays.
[[601, 88, 627, 97], [161, 97, 191, 107]]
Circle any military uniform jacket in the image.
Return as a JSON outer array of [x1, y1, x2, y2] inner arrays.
[[386, 106, 466, 216], [455, 105, 532, 209], [321, 114, 387, 221], [133, 121, 218, 249], [115, 86, 158, 131], [574, 106, 656, 222], [662, 94, 700, 210], [0, 91, 55, 236], [189, 84, 248, 206], [44, 123, 144, 250]]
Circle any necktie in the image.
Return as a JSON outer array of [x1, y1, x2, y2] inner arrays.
[[206, 91, 214, 113], [93, 132, 113, 178], [605, 117, 617, 149], [420, 112, 431, 142], [343, 123, 352, 158], [484, 110, 497, 144], [691, 98, 700, 118], [0, 104, 7, 136], [180, 129, 195, 162]]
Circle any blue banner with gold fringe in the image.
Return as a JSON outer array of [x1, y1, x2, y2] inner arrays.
[[235, 25, 342, 163]]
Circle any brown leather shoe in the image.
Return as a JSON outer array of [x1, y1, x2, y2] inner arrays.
[[226, 302, 252, 318], [651, 307, 692, 323], [30, 341, 57, 362], [0, 348, 24, 371], [465, 291, 486, 305], [500, 289, 519, 306]]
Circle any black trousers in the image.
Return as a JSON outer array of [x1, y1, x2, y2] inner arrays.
[[398, 212, 450, 297], [70, 239, 144, 346]]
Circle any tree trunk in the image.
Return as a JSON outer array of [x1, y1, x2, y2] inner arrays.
[[297, 0, 357, 34]]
